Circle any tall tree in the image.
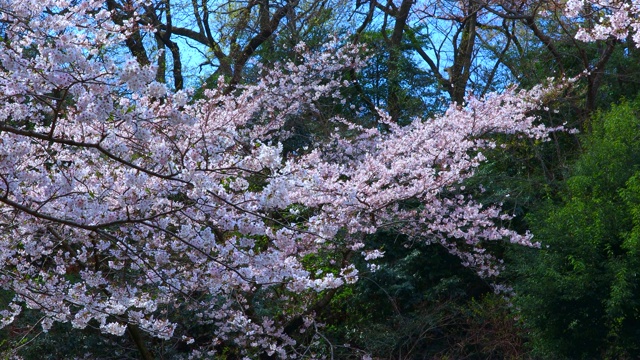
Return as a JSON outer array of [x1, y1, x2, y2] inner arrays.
[[104, 0, 350, 91]]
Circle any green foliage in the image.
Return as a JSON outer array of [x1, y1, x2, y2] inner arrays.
[[0, 309, 136, 359], [593, 44, 640, 108], [515, 98, 640, 359], [354, 30, 446, 123], [317, 233, 531, 359]]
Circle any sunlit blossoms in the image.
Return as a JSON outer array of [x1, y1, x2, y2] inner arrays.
[[0, 0, 562, 357]]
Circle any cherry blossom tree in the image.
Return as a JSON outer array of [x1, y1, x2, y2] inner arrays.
[[0, 0, 561, 357]]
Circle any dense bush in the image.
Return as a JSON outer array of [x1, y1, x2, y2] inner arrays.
[[516, 98, 640, 359]]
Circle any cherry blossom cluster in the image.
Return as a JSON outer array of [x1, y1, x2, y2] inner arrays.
[[566, 0, 640, 46], [0, 0, 558, 357], [278, 85, 562, 278]]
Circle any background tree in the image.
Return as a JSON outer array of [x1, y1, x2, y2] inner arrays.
[[127, 0, 352, 90]]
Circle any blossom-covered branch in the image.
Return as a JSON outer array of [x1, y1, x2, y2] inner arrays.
[[0, 0, 561, 357]]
